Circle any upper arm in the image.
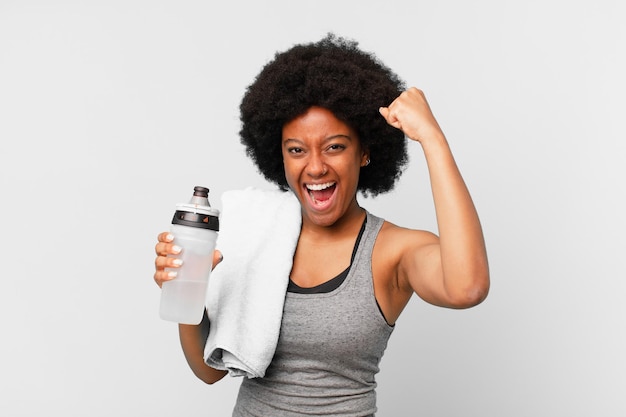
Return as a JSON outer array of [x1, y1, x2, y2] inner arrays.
[[374, 222, 488, 323], [395, 227, 488, 309], [395, 229, 452, 307]]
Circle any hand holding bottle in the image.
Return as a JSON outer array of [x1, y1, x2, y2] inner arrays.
[[153, 233, 222, 288], [156, 186, 220, 325]]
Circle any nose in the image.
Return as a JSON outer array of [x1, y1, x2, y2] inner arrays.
[[306, 153, 327, 177]]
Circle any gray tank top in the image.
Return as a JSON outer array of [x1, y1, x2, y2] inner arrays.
[[233, 212, 394, 417]]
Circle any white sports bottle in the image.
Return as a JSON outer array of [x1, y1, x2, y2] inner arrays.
[[159, 186, 220, 324]]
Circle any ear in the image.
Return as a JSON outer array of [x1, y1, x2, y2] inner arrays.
[[360, 148, 370, 167]]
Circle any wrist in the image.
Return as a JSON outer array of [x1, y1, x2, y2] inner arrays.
[[419, 131, 449, 155]]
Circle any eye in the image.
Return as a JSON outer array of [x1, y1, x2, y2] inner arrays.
[[326, 144, 346, 152], [287, 147, 304, 155]]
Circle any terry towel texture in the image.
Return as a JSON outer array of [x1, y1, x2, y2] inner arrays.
[[204, 188, 301, 378]]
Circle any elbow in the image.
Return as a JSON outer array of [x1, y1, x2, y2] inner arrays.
[[461, 281, 490, 308], [447, 270, 490, 309], [202, 377, 220, 385], [195, 373, 218, 385], [193, 367, 228, 385]]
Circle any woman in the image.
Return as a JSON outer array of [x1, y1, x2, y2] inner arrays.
[[154, 34, 489, 416]]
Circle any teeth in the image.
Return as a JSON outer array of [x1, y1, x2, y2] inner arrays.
[[306, 182, 335, 191]]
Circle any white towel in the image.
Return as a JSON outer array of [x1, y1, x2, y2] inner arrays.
[[204, 187, 301, 378]]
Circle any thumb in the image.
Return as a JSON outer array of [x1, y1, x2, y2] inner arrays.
[[379, 106, 401, 130], [211, 250, 223, 270]]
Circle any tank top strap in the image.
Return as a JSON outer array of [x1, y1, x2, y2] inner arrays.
[[353, 211, 384, 264]]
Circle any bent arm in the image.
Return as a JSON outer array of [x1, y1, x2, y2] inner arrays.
[[381, 88, 489, 308], [418, 134, 489, 307]]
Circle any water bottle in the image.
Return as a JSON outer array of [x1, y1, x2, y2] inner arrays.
[[159, 186, 219, 324]]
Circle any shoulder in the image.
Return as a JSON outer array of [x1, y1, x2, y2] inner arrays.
[[369, 219, 440, 323], [378, 220, 441, 288], [372, 218, 439, 285], [376, 219, 439, 256]]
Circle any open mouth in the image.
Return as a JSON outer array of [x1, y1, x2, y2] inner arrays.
[[305, 181, 337, 205]]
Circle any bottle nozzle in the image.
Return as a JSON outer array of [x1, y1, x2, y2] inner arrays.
[[189, 186, 211, 207], [172, 185, 219, 230], [193, 186, 209, 198]]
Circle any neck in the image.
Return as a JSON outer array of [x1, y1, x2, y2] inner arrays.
[[300, 200, 366, 239]]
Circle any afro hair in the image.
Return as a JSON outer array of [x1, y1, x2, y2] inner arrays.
[[239, 33, 408, 196]]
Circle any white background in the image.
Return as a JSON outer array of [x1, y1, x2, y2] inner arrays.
[[1, 1, 625, 416]]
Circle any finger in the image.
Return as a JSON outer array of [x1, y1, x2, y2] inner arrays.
[[154, 269, 177, 288], [379, 106, 402, 130], [212, 250, 223, 270], [155, 241, 182, 256], [155, 253, 183, 269], [155, 250, 221, 287], [379, 106, 399, 123], [157, 231, 174, 243]]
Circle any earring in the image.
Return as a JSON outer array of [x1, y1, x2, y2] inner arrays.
[[365, 158, 371, 167]]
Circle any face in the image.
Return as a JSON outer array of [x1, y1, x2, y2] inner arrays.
[[282, 106, 369, 227]]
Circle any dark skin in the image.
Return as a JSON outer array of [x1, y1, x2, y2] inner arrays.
[[154, 88, 490, 383]]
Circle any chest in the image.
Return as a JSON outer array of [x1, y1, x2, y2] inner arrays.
[[276, 276, 393, 365], [290, 236, 355, 288]]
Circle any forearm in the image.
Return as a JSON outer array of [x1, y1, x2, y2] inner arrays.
[[178, 311, 227, 384], [422, 133, 489, 306]]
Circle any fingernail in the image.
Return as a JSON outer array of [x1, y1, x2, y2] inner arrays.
[[166, 234, 174, 242], [172, 259, 183, 266], [172, 245, 182, 254], [167, 271, 177, 279]]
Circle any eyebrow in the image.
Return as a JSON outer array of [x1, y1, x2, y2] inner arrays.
[[283, 134, 353, 144]]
